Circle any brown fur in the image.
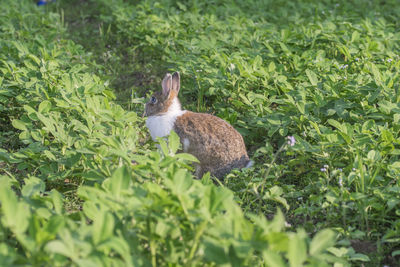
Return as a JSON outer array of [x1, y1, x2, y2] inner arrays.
[[145, 72, 180, 117], [145, 90, 178, 116], [174, 111, 250, 178], [145, 72, 250, 179]]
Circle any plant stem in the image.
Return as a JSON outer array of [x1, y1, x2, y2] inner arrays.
[[260, 142, 287, 196]]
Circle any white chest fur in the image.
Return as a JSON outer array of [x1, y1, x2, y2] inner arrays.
[[146, 98, 186, 141]]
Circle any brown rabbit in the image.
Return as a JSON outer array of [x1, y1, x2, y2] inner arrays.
[[144, 72, 252, 178]]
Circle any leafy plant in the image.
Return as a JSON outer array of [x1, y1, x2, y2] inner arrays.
[[1, 0, 400, 265]]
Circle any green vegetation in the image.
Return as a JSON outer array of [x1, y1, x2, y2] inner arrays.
[[1, 0, 399, 265]]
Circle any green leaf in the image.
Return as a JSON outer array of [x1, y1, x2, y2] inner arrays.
[[268, 61, 276, 72], [50, 189, 64, 214], [93, 211, 115, 244], [44, 150, 57, 161], [45, 216, 65, 235], [175, 153, 199, 163], [392, 250, 400, 257], [262, 250, 285, 267], [369, 62, 381, 83], [264, 186, 290, 210], [0, 177, 30, 234], [309, 229, 336, 255], [287, 230, 307, 267], [45, 240, 73, 259], [106, 166, 131, 197], [305, 69, 318, 86], [97, 237, 133, 264], [367, 150, 381, 161], [172, 169, 192, 195], [349, 253, 370, 262], [389, 161, 400, 169], [21, 176, 45, 197], [12, 119, 27, 131], [168, 130, 180, 155], [157, 137, 169, 155], [327, 119, 343, 132], [38, 100, 52, 113], [206, 186, 232, 215]]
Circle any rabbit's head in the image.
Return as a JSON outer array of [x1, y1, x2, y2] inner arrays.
[[144, 72, 181, 117]]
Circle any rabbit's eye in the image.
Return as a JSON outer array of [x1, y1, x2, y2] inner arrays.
[[150, 96, 157, 104]]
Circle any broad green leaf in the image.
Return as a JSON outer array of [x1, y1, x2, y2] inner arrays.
[[105, 166, 131, 197], [157, 137, 169, 155], [287, 231, 307, 267], [12, 119, 27, 131], [305, 69, 318, 86], [44, 150, 57, 161], [45, 240, 74, 259], [389, 162, 400, 169], [349, 253, 370, 262], [50, 189, 64, 214], [172, 169, 192, 195], [327, 119, 344, 132], [97, 237, 133, 265], [268, 61, 276, 72], [175, 153, 199, 162], [21, 176, 45, 197], [168, 130, 180, 155], [45, 215, 65, 235], [93, 211, 115, 244], [38, 100, 52, 113], [206, 186, 232, 215], [264, 186, 290, 210], [0, 177, 30, 234], [310, 229, 336, 256], [392, 250, 400, 257], [369, 62, 381, 83], [263, 250, 286, 267]]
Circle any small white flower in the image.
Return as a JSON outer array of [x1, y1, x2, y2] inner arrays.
[[287, 136, 296, 147], [339, 64, 348, 70], [321, 167, 327, 172], [324, 164, 329, 168], [338, 168, 343, 172], [355, 58, 360, 62], [339, 177, 343, 187], [387, 58, 393, 63], [352, 168, 356, 171]]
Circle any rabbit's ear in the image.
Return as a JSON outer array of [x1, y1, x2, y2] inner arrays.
[[162, 73, 172, 96], [172, 72, 180, 93]]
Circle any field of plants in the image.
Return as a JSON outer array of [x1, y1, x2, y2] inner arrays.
[[1, 0, 399, 265]]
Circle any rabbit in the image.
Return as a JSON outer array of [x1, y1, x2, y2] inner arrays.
[[144, 72, 252, 179]]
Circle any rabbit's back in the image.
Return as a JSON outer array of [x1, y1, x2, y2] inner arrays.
[[174, 111, 249, 178]]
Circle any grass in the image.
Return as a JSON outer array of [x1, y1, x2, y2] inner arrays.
[[1, 0, 400, 265]]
